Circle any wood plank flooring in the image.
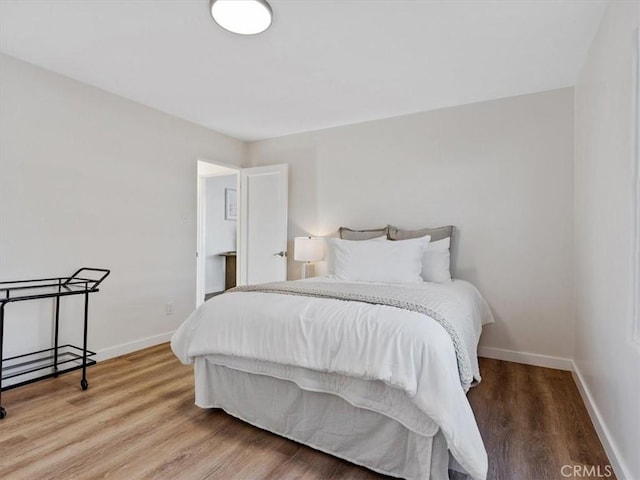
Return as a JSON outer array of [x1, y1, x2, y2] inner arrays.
[[466, 359, 614, 480], [0, 344, 614, 480]]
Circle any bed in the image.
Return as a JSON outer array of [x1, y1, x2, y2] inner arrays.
[[171, 227, 493, 480]]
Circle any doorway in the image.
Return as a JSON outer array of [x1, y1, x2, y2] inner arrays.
[[196, 160, 239, 307], [196, 160, 290, 307]]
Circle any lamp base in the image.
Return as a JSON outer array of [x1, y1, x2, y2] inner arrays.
[[301, 263, 315, 280]]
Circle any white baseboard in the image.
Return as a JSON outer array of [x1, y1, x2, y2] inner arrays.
[[94, 331, 175, 362], [478, 346, 573, 371], [571, 361, 630, 480]]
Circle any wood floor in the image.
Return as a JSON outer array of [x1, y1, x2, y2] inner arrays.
[[0, 344, 613, 480]]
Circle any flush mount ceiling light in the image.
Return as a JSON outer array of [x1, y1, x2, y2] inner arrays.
[[210, 0, 273, 35]]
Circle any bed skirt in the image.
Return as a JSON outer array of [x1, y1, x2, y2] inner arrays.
[[194, 358, 469, 480]]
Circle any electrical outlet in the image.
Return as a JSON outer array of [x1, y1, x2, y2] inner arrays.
[[166, 301, 175, 315]]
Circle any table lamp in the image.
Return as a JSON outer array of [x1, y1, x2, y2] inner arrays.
[[293, 237, 325, 279]]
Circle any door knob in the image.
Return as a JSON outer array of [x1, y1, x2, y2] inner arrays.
[[273, 251, 287, 257]]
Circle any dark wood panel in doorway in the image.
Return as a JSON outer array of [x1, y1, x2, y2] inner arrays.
[[219, 251, 236, 290]]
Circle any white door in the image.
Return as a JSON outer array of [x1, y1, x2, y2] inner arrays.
[[238, 164, 288, 285]]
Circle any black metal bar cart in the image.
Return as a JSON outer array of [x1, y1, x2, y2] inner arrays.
[[0, 267, 110, 419]]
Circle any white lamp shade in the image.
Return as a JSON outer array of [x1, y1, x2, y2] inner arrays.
[[294, 237, 325, 262]]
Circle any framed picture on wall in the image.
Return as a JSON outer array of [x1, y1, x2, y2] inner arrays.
[[225, 188, 237, 221]]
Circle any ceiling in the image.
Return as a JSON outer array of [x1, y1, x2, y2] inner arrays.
[[0, 0, 606, 141]]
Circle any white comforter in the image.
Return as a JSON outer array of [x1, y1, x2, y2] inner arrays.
[[172, 278, 494, 480]]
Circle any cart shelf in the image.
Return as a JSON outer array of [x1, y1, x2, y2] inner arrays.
[[0, 267, 110, 419], [2, 345, 97, 390]]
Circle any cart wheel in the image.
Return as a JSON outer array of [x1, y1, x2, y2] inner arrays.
[[0, 407, 6, 419], [81, 379, 89, 391]]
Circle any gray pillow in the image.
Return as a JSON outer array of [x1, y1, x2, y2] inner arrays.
[[388, 225, 454, 242], [338, 226, 389, 240]]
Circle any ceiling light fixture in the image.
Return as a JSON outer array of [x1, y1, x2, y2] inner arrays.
[[210, 0, 273, 35]]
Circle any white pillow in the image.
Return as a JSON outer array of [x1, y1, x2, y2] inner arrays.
[[421, 237, 452, 283], [327, 236, 430, 283], [325, 235, 387, 275]]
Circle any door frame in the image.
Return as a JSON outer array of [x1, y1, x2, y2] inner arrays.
[[196, 159, 240, 308]]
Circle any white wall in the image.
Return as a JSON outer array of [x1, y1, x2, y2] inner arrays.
[[247, 88, 576, 362], [204, 174, 237, 293], [0, 54, 245, 360], [574, 2, 640, 479]]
